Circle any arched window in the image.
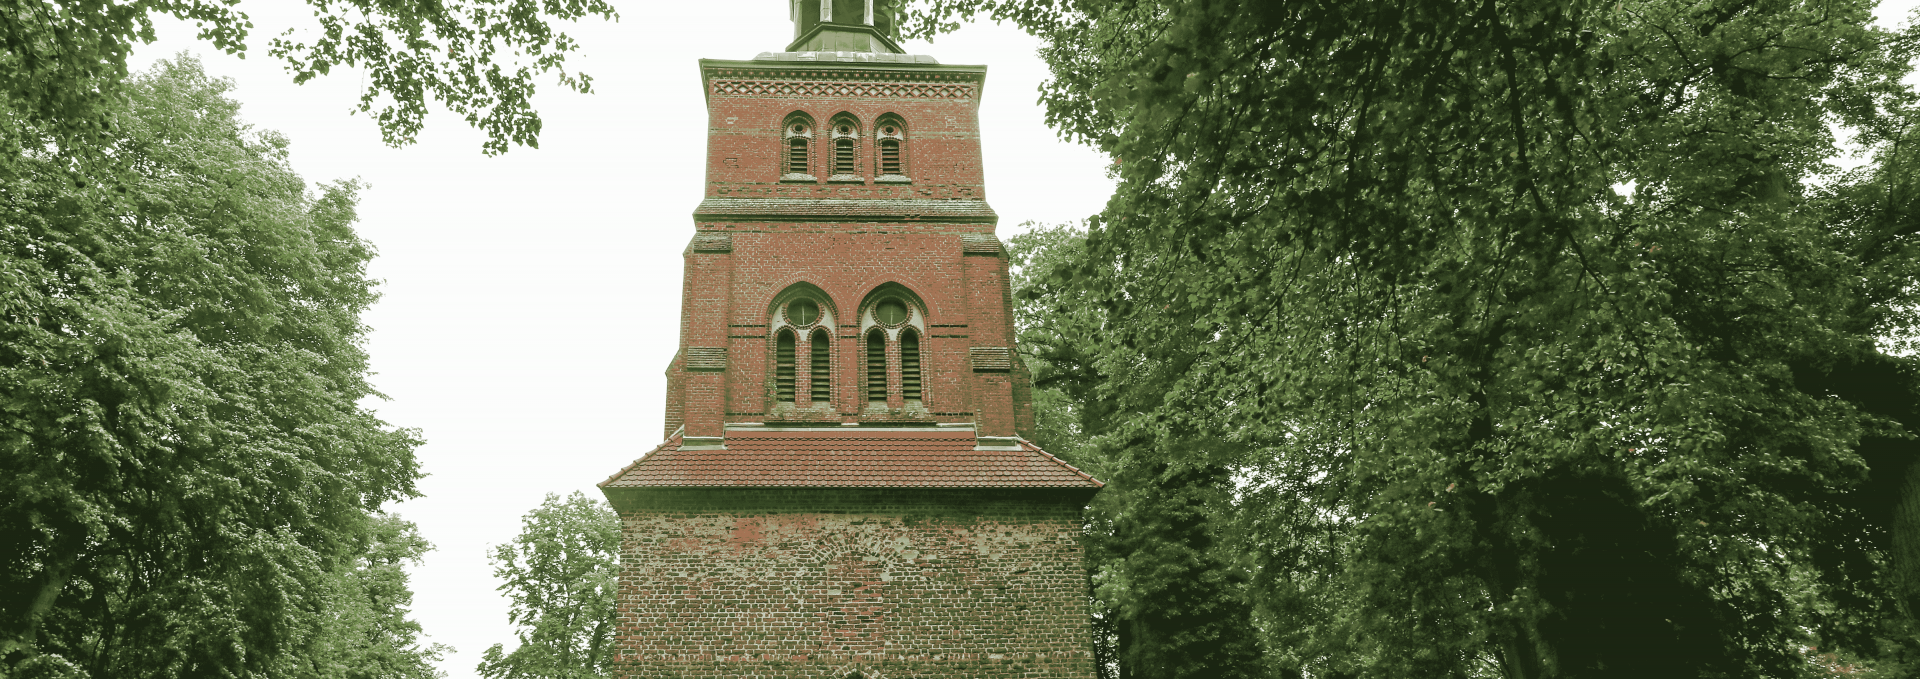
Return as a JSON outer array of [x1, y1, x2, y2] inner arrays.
[[782, 114, 815, 181], [810, 328, 831, 404], [857, 286, 927, 410], [875, 116, 907, 181], [776, 329, 797, 403], [769, 288, 835, 410], [829, 114, 860, 181], [866, 329, 887, 403], [900, 328, 921, 403]]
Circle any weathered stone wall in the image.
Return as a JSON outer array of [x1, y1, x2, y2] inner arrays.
[[610, 489, 1097, 679]]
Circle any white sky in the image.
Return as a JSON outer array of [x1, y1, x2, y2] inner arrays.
[[125, 1, 1920, 677], [129, 1, 1112, 676]]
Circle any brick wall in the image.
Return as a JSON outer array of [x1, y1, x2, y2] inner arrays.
[[609, 488, 1097, 679], [664, 59, 1035, 440]]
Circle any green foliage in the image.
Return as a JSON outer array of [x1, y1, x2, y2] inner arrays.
[[292, 513, 451, 679], [946, 0, 1920, 676], [0, 55, 436, 678], [0, 0, 616, 154], [479, 492, 620, 679], [1013, 224, 1266, 679]]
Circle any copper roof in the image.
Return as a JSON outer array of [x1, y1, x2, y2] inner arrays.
[[599, 429, 1101, 489]]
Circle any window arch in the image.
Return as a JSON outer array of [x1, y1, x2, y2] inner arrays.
[[768, 285, 837, 410], [857, 284, 928, 409], [782, 113, 816, 182], [828, 114, 861, 181], [875, 115, 907, 181]]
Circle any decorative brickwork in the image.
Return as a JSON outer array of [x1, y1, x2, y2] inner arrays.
[[685, 347, 728, 371], [710, 78, 978, 100], [970, 347, 1012, 372], [599, 17, 1097, 679]]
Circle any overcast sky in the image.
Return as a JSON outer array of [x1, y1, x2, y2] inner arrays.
[[128, 1, 1113, 676], [126, 1, 1920, 676]]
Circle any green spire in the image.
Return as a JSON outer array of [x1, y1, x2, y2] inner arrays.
[[788, 0, 905, 53]]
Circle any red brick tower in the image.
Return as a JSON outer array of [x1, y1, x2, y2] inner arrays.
[[597, 2, 1103, 678]]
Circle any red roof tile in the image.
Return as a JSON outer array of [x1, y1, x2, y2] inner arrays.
[[599, 429, 1102, 489]]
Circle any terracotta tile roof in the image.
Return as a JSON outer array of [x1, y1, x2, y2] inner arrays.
[[599, 429, 1101, 489], [693, 198, 997, 223]]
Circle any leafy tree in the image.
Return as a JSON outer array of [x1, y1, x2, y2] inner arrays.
[[0, 55, 433, 678], [1012, 224, 1266, 679], [479, 492, 620, 679], [931, 0, 1920, 676], [288, 513, 451, 679], [0, 0, 616, 154]]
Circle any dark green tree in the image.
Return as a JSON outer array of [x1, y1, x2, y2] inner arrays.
[[0, 55, 433, 678], [289, 513, 451, 679], [479, 492, 620, 679], [926, 0, 1920, 676], [1012, 223, 1266, 679], [0, 0, 615, 154]]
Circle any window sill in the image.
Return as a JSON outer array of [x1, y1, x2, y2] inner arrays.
[[779, 173, 818, 183], [875, 174, 912, 184], [826, 174, 866, 184]]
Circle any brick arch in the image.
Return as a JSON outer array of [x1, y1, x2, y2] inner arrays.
[[827, 111, 862, 134], [856, 281, 928, 327], [781, 109, 816, 130], [765, 280, 841, 328], [847, 273, 945, 320]]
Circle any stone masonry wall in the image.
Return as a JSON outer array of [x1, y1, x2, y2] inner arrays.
[[609, 489, 1097, 679]]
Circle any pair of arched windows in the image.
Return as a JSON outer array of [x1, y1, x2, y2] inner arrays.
[[774, 328, 832, 403], [772, 298, 834, 406], [864, 296, 921, 403], [770, 291, 923, 409], [781, 113, 908, 182]]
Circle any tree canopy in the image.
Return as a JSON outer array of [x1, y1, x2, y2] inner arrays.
[[479, 492, 620, 679], [0, 0, 616, 154], [0, 55, 440, 679], [951, 0, 1920, 676]]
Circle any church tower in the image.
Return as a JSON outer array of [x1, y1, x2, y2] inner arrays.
[[597, 2, 1103, 677]]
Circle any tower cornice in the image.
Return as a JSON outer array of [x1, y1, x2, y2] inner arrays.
[[699, 58, 987, 106]]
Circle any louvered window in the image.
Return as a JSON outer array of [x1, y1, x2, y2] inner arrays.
[[810, 329, 831, 404], [867, 329, 887, 402], [834, 138, 856, 175], [900, 329, 921, 402], [879, 139, 901, 175], [776, 330, 796, 402], [788, 138, 809, 175]]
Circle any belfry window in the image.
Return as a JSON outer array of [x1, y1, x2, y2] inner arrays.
[[835, 138, 856, 175], [770, 290, 834, 409], [867, 329, 887, 402], [790, 138, 810, 174], [900, 329, 921, 403], [828, 114, 861, 181], [810, 329, 831, 404], [776, 329, 797, 402], [857, 289, 927, 409], [782, 115, 815, 181], [876, 116, 907, 181]]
